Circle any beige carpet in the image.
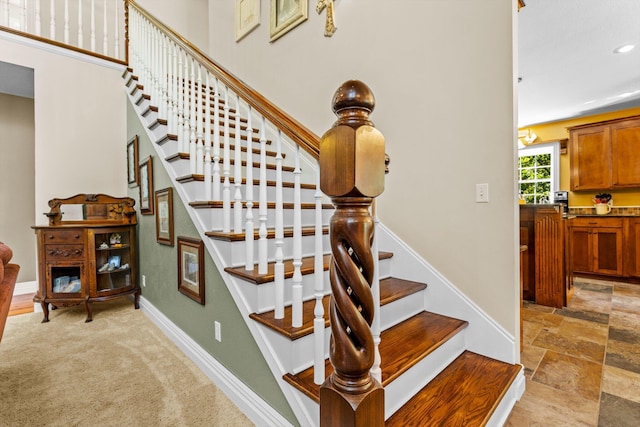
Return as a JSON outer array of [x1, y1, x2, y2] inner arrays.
[[0, 299, 254, 427]]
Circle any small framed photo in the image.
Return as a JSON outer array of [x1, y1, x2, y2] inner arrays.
[[270, 0, 308, 42], [139, 156, 154, 215], [235, 0, 260, 42], [177, 237, 205, 305], [155, 187, 174, 246], [108, 255, 121, 269], [127, 135, 139, 186]]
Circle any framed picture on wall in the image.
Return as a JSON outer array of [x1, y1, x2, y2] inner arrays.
[[155, 187, 174, 246], [270, 0, 308, 42], [139, 156, 154, 215], [177, 236, 205, 305], [127, 135, 139, 186], [235, 0, 260, 41]]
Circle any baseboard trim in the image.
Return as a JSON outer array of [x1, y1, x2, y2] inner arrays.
[[13, 280, 37, 295], [139, 296, 293, 427]]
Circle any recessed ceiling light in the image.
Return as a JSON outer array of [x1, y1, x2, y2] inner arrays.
[[614, 44, 635, 54]]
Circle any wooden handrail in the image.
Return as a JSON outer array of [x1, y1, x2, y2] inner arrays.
[[0, 24, 126, 66], [127, 0, 321, 159]]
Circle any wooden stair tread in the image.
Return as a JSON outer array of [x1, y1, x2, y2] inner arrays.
[[206, 226, 328, 241], [189, 200, 333, 210], [225, 252, 393, 285], [168, 153, 294, 172], [179, 174, 315, 190], [283, 311, 469, 403], [249, 277, 427, 340], [386, 350, 521, 426]]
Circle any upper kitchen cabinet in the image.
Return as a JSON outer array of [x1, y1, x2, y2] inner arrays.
[[569, 115, 640, 191]]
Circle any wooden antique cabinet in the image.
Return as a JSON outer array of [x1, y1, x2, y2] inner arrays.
[[569, 115, 640, 190], [33, 194, 139, 322], [568, 217, 623, 276]]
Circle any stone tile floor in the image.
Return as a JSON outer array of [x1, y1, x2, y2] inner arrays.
[[506, 278, 640, 426]]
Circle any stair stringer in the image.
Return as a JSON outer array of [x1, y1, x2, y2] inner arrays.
[[126, 82, 327, 426], [376, 222, 519, 364]]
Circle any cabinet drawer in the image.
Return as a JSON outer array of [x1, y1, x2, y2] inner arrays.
[[570, 217, 623, 228], [43, 230, 83, 243], [45, 245, 85, 260]]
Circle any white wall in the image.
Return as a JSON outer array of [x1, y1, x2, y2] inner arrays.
[[0, 93, 35, 282], [205, 0, 519, 334], [0, 37, 127, 226], [136, 0, 209, 52]]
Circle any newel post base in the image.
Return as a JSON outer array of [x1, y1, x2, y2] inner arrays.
[[320, 375, 384, 427]]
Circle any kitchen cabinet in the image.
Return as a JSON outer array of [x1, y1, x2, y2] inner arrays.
[[33, 194, 139, 322], [519, 205, 567, 308], [568, 115, 640, 191], [626, 218, 640, 277], [568, 217, 623, 276]]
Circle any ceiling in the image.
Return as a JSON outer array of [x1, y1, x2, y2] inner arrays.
[[518, 0, 640, 127]]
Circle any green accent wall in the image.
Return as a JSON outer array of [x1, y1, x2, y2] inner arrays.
[[126, 101, 298, 425]]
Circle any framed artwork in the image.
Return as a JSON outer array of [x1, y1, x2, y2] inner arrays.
[[155, 187, 174, 246], [235, 0, 260, 42], [127, 135, 139, 186], [177, 237, 205, 305], [270, 0, 308, 42], [139, 156, 154, 215]]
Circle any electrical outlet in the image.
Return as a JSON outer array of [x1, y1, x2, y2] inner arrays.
[[475, 183, 489, 203], [214, 321, 221, 342], [142, 275, 146, 287]]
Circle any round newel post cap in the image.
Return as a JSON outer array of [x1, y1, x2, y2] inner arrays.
[[332, 80, 376, 127]]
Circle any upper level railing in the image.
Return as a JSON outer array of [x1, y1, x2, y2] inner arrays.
[[0, 0, 126, 64]]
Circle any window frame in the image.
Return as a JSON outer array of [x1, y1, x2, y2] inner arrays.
[[518, 141, 560, 204]]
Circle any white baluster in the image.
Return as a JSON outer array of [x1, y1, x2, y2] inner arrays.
[[20, 0, 26, 32], [102, 0, 108, 55], [90, 0, 95, 52], [292, 144, 303, 327], [49, 0, 55, 40], [258, 116, 268, 275], [221, 83, 231, 232], [189, 58, 197, 175], [213, 81, 223, 202], [169, 42, 177, 136], [233, 94, 243, 234], [77, 0, 83, 48], [245, 108, 255, 271], [313, 168, 325, 384], [176, 49, 185, 153], [63, 0, 69, 44], [2, 2, 7, 27], [203, 72, 213, 202], [196, 65, 204, 177], [158, 35, 167, 121], [114, 0, 119, 58], [274, 131, 285, 319], [370, 199, 382, 383], [35, 0, 41, 36], [183, 52, 191, 154]]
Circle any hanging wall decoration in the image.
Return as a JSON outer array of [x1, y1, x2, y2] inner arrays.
[[235, 0, 260, 42], [316, 0, 336, 37], [270, 0, 308, 42]]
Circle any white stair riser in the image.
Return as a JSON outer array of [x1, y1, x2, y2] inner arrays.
[[260, 326, 331, 377], [235, 259, 393, 314], [177, 178, 320, 204], [274, 289, 427, 375], [220, 233, 331, 267], [192, 207, 334, 233]]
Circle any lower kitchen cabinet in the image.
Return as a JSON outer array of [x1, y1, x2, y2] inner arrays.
[[569, 217, 623, 277], [627, 218, 640, 277]]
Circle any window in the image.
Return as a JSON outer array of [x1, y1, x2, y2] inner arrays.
[[518, 142, 559, 204]]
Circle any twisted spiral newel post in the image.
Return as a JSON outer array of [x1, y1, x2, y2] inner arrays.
[[319, 80, 385, 426]]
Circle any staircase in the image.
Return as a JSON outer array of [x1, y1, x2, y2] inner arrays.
[[123, 62, 524, 425]]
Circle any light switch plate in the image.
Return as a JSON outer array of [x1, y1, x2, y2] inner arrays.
[[476, 183, 489, 203]]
